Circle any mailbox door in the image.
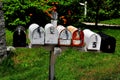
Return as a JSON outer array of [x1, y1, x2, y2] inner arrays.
[[28, 23, 39, 43], [45, 27, 59, 44], [87, 35, 101, 50], [32, 27, 45, 45], [13, 30, 26, 47], [72, 31, 84, 46], [59, 30, 72, 45], [98, 32, 116, 53]]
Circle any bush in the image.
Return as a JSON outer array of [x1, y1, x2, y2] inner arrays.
[[3, 0, 49, 30], [3, 0, 120, 30]]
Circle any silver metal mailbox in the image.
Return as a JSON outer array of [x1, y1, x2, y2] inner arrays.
[[44, 23, 59, 45], [28, 23, 45, 48], [57, 25, 72, 46]]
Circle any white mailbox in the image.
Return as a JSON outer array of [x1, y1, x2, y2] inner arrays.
[[28, 23, 45, 47], [44, 23, 59, 45], [83, 29, 101, 51], [57, 25, 72, 46]]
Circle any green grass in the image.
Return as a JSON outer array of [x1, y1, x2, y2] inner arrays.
[[100, 18, 120, 25], [1, 27, 120, 80], [0, 47, 49, 80], [5, 29, 13, 46]]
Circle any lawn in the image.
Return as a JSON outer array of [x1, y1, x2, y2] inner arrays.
[[1, 26, 120, 80], [100, 18, 120, 25]]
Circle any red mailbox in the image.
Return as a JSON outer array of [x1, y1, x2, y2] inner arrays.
[[67, 26, 84, 47]]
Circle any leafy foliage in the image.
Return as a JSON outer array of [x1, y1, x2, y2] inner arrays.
[[2, 0, 120, 30], [86, 0, 120, 22], [3, 0, 49, 30]]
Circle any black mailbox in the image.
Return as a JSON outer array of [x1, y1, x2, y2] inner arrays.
[[98, 32, 116, 53], [13, 26, 27, 47]]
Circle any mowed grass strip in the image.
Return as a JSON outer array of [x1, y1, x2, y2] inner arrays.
[[100, 18, 120, 25]]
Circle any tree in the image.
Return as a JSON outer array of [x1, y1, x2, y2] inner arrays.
[[0, 1, 7, 62], [3, 0, 50, 30]]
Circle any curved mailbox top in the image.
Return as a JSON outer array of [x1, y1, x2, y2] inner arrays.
[[56, 25, 65, 34], [45, 23, 54, 30], [67, 25, 78, 34], [29, 23, 39, 33], [83, 29, 97, 38]]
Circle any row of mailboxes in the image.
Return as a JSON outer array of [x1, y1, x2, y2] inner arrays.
[[13, 23, 116, 53], [27, 23, 116, 53], [28, 23, 84, 47]]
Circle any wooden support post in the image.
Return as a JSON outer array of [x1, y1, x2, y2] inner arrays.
[[49, 46, 61, 80]]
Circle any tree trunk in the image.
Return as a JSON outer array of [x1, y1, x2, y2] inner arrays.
[[95, 1, 100, 27], [0, 2, 7, 62]]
